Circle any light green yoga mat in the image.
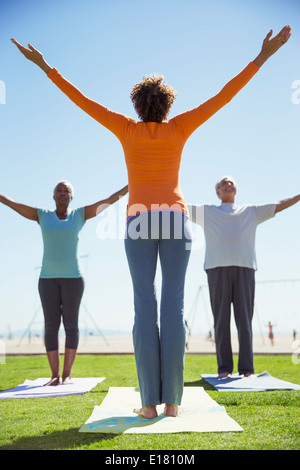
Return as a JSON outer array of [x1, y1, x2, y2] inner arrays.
[[79, 386, 243, 434]]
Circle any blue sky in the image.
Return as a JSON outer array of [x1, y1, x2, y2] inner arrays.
[[0, 0, 299, 338]]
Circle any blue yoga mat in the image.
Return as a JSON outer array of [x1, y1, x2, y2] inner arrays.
[[201, 371, 300, 392]]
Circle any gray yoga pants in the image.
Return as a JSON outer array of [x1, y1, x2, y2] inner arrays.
[[206, 266, 255, 375], [125, 211, 192, 407], [38, 277, 84, 351]]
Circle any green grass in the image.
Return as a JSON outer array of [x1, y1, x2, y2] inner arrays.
[[0, 354, 299, 450]]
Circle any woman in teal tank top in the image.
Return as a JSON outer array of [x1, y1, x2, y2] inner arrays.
[[0, 181, 128, 385]]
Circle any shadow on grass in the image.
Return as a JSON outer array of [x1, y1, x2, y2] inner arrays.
[[0, 427, 118, 450], [184, 378, 215, 391]]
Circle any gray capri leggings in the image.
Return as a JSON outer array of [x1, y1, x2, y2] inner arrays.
[[38, 278, 84, 352]]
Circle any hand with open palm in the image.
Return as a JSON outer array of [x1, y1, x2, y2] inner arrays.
[[254, 25, 292, 68], [11, 38, 51, 74]]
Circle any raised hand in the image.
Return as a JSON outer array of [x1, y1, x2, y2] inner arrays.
[[254, 25, 292, 68], [11, 38, 51, 74], [261, 25, 292, 57]]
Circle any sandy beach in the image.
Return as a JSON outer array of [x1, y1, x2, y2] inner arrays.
[[2, 333, 298, 356]]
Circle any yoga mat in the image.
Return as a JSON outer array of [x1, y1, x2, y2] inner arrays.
[[201, 371, 300, 392], [0, 377, 105, 399], [79, 386, 243, 434]]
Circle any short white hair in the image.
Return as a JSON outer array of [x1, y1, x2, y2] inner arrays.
[[53, 180, 74, 198], [215, 175, 237, 191]]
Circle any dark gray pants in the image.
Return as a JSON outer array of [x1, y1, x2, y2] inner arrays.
[[206, 266, 255, 375], [38, 278, 84, 351]]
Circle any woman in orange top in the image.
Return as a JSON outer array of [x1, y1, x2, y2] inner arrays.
[[12, 26, 291, 418]]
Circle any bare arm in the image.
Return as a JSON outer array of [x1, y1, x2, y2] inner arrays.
[[84, 185, 128, 221], [0, 193, 38, 221], [253, 26, 291, 68], [275, 194, 300, 214]]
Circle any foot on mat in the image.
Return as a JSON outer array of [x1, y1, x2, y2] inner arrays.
[[164, 404, 183, 417], [62, 376, 74, 385], [133, 406, 158, 419], [218, 372, 232, 378], [43, 377, 60, 386]]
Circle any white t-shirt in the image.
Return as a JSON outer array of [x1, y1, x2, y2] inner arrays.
[[187, 202, 276, 270]]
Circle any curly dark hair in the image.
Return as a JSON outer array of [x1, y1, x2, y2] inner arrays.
[[130, 74, 177, 123]]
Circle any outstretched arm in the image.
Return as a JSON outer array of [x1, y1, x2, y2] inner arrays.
[[11, 25, 291, 74], [84, 185, 128, 221], [0, 193, 38, 221], [11, 39, 130, 135], [275, 194, 300, 214], [173, 26, 292, 138]]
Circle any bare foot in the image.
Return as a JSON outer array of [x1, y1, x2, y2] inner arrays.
[[244, 373, 254, 378], [218, 372, 232, 378], [133, 406, 158, 419], [62, 376, 73, 385], [43, 377, 60, 386], [164, 404, 182, 417]]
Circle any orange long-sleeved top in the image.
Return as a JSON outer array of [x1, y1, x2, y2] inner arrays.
[[47, 62, 259, 218]]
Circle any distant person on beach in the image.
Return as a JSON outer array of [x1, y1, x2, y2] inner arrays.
[[188, 176, 299, 377], [293, 329, 297, 342], [11, 25, 291, 417], [0, 183, 128, 385], [266, 321, 275, 346]]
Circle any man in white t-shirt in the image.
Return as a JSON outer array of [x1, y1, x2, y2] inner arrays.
[[188, 176, 299, 378]]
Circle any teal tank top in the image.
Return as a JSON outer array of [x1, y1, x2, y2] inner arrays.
[[37, 207, 85, 278]]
